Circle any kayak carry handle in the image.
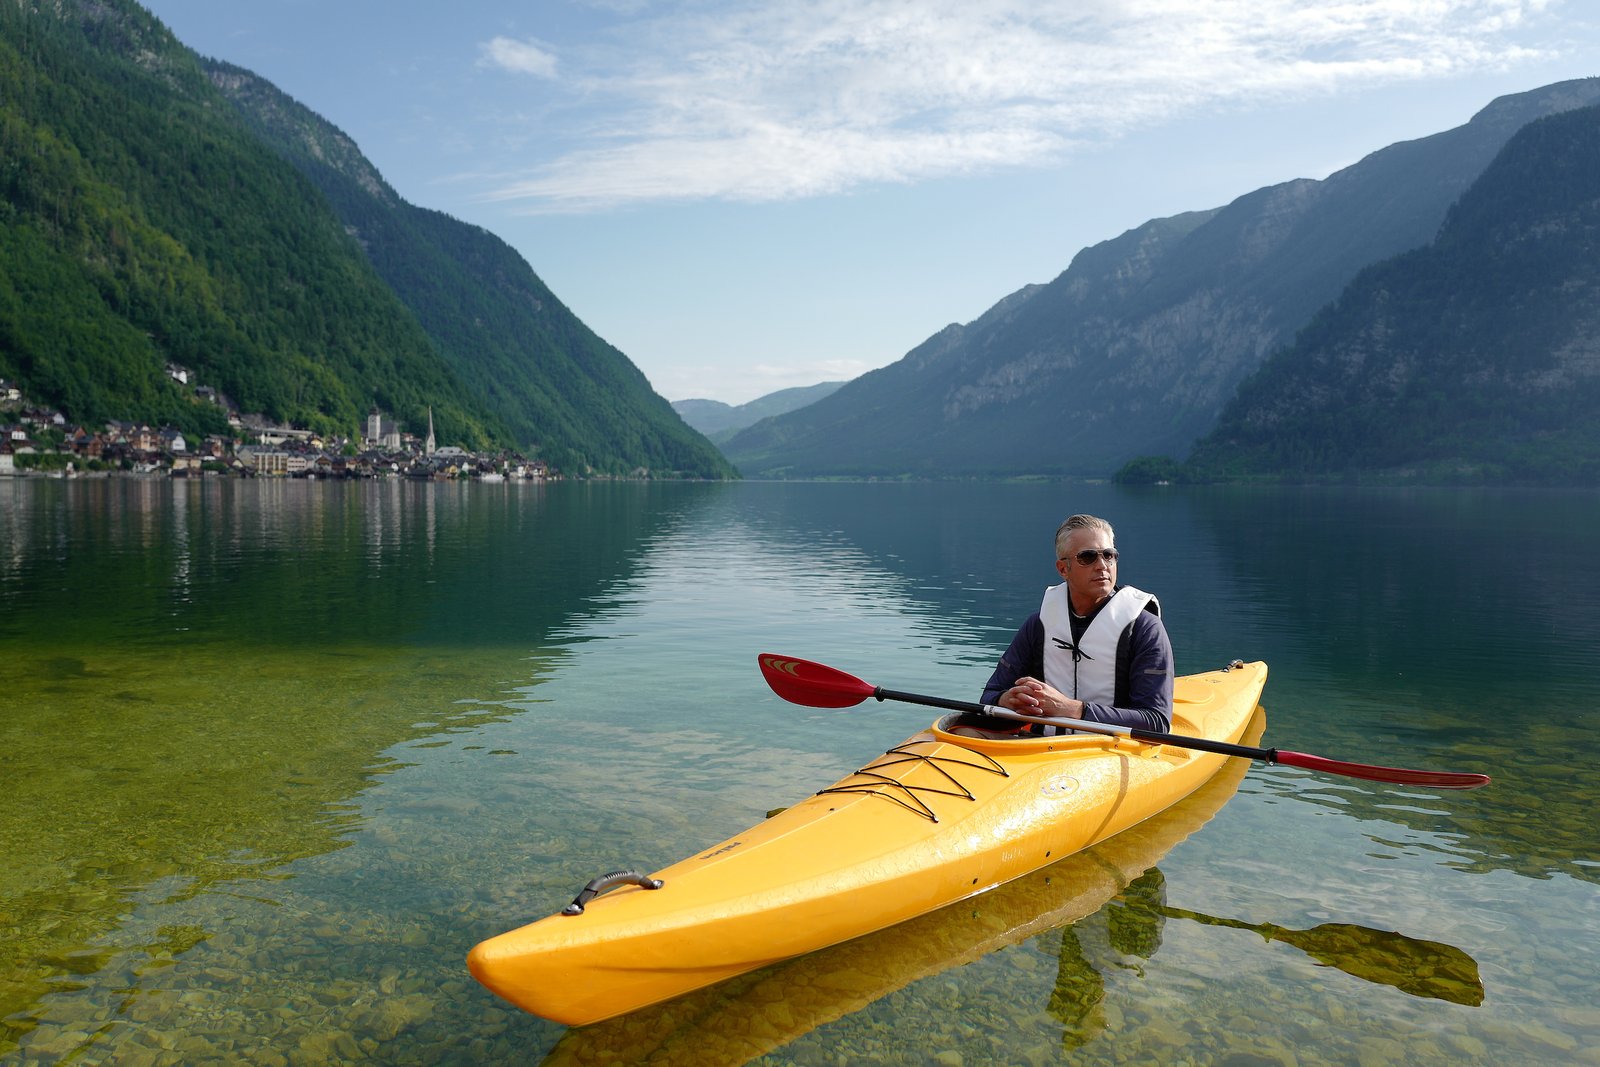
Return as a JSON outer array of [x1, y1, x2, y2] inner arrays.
[[562, 870, 664, 915]]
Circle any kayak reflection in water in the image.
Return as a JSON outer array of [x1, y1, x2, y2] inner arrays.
[[953, 514, 1174, 739]]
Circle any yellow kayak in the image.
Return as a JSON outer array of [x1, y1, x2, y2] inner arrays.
[[468, 660, 1268, 1026], [540, 718, 1263, 1065]]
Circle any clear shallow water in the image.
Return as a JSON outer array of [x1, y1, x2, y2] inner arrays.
[[2, 478, 1597, 1064]]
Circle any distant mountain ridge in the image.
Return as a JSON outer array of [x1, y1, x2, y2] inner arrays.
[[1189, 102, 1600, 484], [0, 0, 732, 477], [673, 381, 846, 444], [724, 79, 1600, 479]]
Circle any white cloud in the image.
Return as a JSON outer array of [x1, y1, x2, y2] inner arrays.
[[480, 36, 559, 78], [477, 0, 1559, 210]]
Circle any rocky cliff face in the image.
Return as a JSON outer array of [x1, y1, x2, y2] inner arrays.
[[725, 78, 1600, 479], [206, 64, 395, 205]]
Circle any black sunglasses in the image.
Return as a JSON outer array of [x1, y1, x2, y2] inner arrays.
[[1063, 548, 1118, 565]]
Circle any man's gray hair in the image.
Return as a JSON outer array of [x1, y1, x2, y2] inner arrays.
[[1054, 514, 1115, 557]]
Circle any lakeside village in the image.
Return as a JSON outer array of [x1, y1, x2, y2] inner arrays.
[[0, 375, 551, 482]]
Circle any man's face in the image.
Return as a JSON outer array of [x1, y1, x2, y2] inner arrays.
[[1055, 527, 1118, 611]]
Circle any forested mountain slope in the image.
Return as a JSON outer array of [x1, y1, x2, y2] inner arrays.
[[0, 0, 731, 476], [205, 61, 732, 477], [1189, 104, 1600, 485], [0, 0, 497, 445]]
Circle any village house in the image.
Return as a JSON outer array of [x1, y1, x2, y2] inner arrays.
[[256, 425, 316, 448], [64, 427, 104, 459], [22, 408, 66, 431], [170, 453, 204, 476], [3, 425, 38, 454], [107, 421, 159, 453], [236, 447, 290, 475]]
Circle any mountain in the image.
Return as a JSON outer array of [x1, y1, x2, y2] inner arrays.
[[673, 381, 846, 444], [0, 0, 732, 477], [203, 61, 732, 478], [0, 0, 493, 446], [723, 79, 1600, 479], [1186, 103, 1600, 485]]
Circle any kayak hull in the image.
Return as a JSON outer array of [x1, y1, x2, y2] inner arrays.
[[468, 661, 1268, 1025], [540, 727, 1263, 1065]]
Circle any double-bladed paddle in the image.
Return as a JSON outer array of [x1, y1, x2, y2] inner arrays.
[[758, 654, 1490, 790]]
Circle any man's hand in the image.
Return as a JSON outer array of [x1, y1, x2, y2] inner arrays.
[[1000, 676, 1085, 719]]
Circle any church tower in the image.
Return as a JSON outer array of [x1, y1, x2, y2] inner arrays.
[[425, 407, 436, 454]]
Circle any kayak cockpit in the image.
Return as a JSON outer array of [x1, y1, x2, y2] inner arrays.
[[929, 714, 1129, 751]]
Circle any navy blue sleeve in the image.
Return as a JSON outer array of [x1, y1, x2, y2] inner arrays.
[[1080, 612, 1173, 732], [980, 614, 1045, 705]]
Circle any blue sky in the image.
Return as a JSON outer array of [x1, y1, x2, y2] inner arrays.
[[140, 0, 1600, 405]]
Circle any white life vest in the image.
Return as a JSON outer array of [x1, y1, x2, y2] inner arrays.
[[1039, 584, 1159, 704]]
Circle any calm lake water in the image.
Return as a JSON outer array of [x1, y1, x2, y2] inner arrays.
[[2, 478, 1597, 1065]]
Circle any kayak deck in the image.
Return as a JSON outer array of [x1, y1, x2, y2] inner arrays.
[[469, 660, 1267, 1025]]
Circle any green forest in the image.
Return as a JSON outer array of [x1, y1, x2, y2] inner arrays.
[[0, 1, 732, 477]]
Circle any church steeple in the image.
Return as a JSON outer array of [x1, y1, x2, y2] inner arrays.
[[425, 407, 436, 455]]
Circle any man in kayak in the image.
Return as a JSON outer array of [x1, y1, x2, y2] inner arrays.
[[955, 514, 1173, 738]]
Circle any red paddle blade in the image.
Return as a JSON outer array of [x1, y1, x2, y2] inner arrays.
[[759, 654, 876, 708], [1276, 751, 1490, 790]]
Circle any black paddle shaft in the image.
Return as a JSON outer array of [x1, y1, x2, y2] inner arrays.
[[874, 686, 1284, 764]]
